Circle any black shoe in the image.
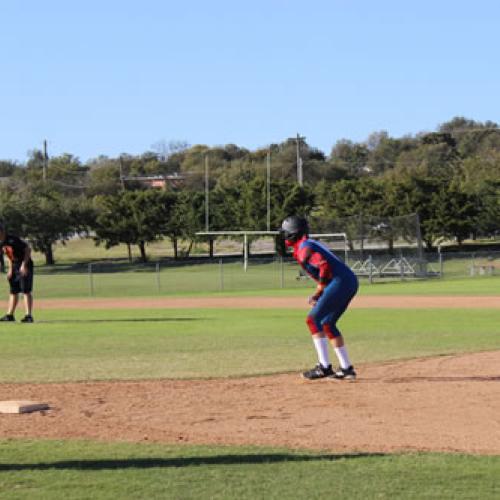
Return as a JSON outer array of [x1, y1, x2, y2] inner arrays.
[[302, 364, 334, 380], [20, 315, 34, 323], [0, 314, 15, 322], [331, 366, 357, 380]]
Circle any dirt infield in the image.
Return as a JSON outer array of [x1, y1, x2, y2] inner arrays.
[[2, 295, 499, 454], [37, 295, 500, 310], [0, 350, 499, 455]]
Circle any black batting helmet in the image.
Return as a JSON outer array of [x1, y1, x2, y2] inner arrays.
[[280, 216, 309, 243]]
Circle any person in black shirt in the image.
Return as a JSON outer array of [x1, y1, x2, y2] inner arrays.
[[0, 223, 34, 322]]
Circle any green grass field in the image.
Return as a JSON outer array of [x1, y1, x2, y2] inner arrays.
[[0, 294, 499, 497], [0, 440, 498, 500], [0, 307, 499, 382]]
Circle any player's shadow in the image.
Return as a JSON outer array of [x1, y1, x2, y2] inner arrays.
[[383, 375, 500, 383], [37, 318, 203, 324], [0, 452, 385, 471]]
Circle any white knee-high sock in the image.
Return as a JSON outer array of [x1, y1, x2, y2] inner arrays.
[[313, 337, 331, 368], [334, 346, 352, 369]]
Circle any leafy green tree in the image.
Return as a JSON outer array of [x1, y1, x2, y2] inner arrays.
[[0, 161, 19, 177], [456, 152, 500, 192], [428, 186, 479, 246], [279, 183, 315, 222], [330, 140, 370, 178], [15, 183, 75, 265], [160, 191, 189, 259], [163, 191, 205, 258], [209, 186, 242, 231], [366, 132, 420, 175], [477, 181, 500, 237], [86, 157, 122, 196], [395, 140, 458, 180], [239, 176, 269, 231], [93, 193, 136, 262], [68, 195, 97, 235], [27, 154, 88, 196], [438, 116, 500, 157], [400, 175, 443, 249], [93, 190, 169, 262], [0, 186, 24, 234]]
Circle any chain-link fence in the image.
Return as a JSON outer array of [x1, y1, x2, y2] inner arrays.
[[26, 249, 500, 299], [429, 251, 500, 280]]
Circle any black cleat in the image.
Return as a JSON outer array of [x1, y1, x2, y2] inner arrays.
[[331, 366, 357, 381], [20, 315, 34, 323], [302, 364, 334, 380], [0, 314, 15, 322]]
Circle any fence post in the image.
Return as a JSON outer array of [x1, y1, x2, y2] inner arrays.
[[88, 263, 94, 297], [156, 262, 161, 292], [243, 233, 248, 272], [219, 259, 224, 291], [470, 252, 475, 277], [280, 257, 285, 289], [368, 255, 373, 284]]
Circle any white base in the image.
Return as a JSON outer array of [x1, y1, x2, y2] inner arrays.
[[0, 400, 49, 414]]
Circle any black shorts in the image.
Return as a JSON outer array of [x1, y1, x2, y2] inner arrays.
[[8, 261, 34, 294]]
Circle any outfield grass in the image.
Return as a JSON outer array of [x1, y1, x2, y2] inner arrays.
[[0, 440, 498, 500], [0, 308, 498, 383], [31, 238, 177, 264]]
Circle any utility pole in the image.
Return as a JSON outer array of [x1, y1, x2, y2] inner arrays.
[[205, 155, 209, 232], [118, 156, 131, 261], [119, 156, 125, 190], [43, 140, 48, 182], [296, 133, 304, 186], [266, 150, 271, 232]]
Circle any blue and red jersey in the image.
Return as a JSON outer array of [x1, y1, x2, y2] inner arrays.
[[290, 236, 355, 285]]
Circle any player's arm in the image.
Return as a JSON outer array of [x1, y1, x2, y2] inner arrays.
[[5, 252, 13, 280], [20, 243, 31, 276], [297, 246, 333, 305], [309, 284, 324, 305], [309, 255, 333, 305], [296, 246, 318, 304]]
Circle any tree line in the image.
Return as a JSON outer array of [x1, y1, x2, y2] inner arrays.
[[0, 117, 499, 264]]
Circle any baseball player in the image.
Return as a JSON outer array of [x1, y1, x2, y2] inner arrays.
[[279, 216, 358, 380], [0, 223, 34, 323]]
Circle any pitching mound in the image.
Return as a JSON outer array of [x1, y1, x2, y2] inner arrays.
[[0, 350, 499, 455]]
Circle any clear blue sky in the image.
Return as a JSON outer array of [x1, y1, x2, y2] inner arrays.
[[1, 0, 499, 162]]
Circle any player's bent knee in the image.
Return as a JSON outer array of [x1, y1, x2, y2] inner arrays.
[[323, 323, 341, 339], [306, 315, 320, 335]]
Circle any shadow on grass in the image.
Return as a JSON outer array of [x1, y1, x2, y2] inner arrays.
[[36, 318, 204, 324], [0, 452, 385, 471]]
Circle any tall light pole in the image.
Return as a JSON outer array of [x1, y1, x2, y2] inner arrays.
[[204, 155, 209, 232], [296, 133, 305, 186], [119, 156, 126, 190], [266, 150, 271, 231], [43, 140, 48, 182]]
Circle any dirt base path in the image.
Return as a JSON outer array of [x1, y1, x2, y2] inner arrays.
[[37, 295, 500, 310], [1, 351, 499, 455]]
